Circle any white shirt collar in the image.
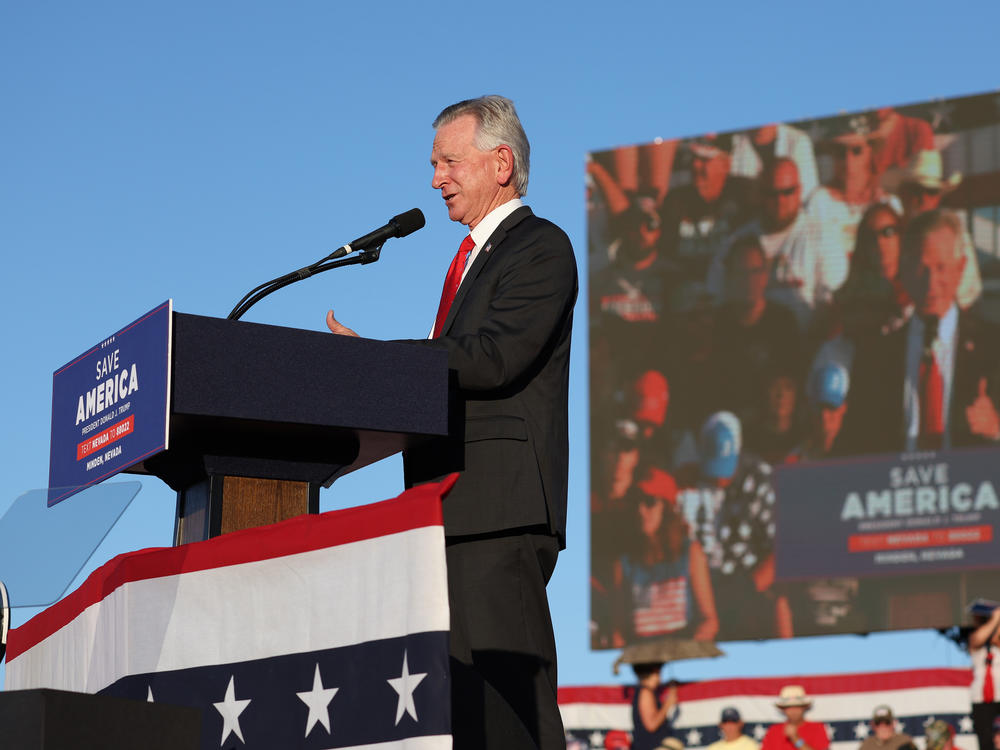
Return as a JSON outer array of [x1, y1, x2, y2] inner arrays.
[[469, 198, 524, 248]]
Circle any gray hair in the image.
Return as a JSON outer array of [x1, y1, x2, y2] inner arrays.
[[902, 208, 964, 263], [433, 95, 530, 196]]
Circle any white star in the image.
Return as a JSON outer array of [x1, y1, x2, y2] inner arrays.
[[387, 650, 427, 725], [213, 675, 251, 745], [686, 728, 703, 746], [752, 724, 767, 740], [959, 715, 974, 734], [589, 730, 605, 748], [854, 721, 870, 739], [296, 663, 339, 737], [825, 723, 835, 739], [146, 685, 154, 702]]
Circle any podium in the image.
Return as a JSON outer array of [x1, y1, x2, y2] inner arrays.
[[131, 313, 449, 544]]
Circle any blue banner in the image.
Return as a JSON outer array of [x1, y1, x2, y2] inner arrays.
[[774, 447, 1000, 580], [48, 301, 172, 506]]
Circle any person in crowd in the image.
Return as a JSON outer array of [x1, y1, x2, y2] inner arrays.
[[925, 720, 966, 750], [840, 209, 1000, 453], [611, 465, 718, 644], [993, 716, 1000, 750], [605, 729, 633, 750], [660, 737, 685, 750], [706, 706, 761, 750], [813, 203, 910, 374], [788, 362, 850, 461], [631, 663, 679, 750], [606, 370, 672, 502], [676, 412, 791, 639], [858, 705, 912, 750], [871, 107, 935, 174], [709, 235, 801, 425], [807, 114, 891, 265], [743, 359, 804, 465], [969, 605, 1000, 750], [887, 149, 981, 309], [660, 134, 754, 286], [761, 685, 830, 750], [731, 123, 820, 201], [711, 158, 846, 332]]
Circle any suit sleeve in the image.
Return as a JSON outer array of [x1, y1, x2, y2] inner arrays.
[[415, 223, 578, 393]]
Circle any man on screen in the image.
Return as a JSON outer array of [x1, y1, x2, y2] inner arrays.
[[325, 96, 577, 750], [842, 209, 1000, 453]]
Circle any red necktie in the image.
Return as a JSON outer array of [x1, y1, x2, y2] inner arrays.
[[432, 235, 475, 338], [918, 352, 944, 450], [985, 649, 996, 703]]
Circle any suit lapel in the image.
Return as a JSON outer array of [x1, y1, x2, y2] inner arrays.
[[440, 206, 533, 335]]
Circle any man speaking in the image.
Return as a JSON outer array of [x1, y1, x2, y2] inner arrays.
[[325, 96, 577, 750]]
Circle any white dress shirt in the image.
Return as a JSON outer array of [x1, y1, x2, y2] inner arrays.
[[903, 303, 958, 451]]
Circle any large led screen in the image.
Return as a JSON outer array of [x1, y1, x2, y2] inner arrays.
[[588, 90, 1000, 647]]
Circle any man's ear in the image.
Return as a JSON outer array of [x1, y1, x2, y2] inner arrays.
[[495, 144, 515, 187]]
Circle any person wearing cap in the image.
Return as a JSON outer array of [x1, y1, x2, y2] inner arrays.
[[992, 715, 1000, 750], [675, 412, 792, 639], [659, 133, 754, 286], [630, 662, 679, 750], [710, 158, 846, 333], [706, 706, 760, 750], [858, 705, 912, 750], [788, 362, 850, 461], [761, 685, 829, 750], [731, 123, 819, 203], [841, 209, 1000, 454], [611, 464, 718, 645], [806, 113, 891, 267], [924, 719, 966, 750], [660, 736, 686, 750]]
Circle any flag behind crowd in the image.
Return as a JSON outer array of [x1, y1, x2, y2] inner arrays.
[[560, 668, 974, 750]]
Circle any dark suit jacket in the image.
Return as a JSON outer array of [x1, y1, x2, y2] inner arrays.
[[840, 310, 1000, 455], [402, 206, 578, 546]]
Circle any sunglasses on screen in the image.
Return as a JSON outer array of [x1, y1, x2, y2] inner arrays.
[[764, 186, 799, 197], [834, 145, 867, 157], [874, 225, 898, 239]]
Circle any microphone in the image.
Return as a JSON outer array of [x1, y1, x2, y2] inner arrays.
[[331, 208, 425, 259]]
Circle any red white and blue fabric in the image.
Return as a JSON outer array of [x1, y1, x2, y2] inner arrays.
[[5, 478, 456, 750], [559, 668, 975, 750]]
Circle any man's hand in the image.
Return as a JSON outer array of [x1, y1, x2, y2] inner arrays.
[[784, 723, 799, 740], [326, 310, 359, 337], [966, 377, 1000, 440]]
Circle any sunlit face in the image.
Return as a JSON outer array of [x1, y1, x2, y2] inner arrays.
[[900, 181, 943, 219], [430, 114, 505, 229], [901, 225, 965, 318], [693, 151, 730, 203], [762, 161, 801, 230], [782, 706, 806, 724], [721, 721, 744, 742], [865, 208, 901, 281], [833, 140, 872, 186], [873, 719, 895, 741]]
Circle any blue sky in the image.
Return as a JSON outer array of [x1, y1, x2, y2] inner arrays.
[[2, 2, 998, 687]]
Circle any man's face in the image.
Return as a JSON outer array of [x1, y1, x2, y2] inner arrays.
[[721, 721, 744, 742], [692, 151, 730, 203], [762, 161, 801, 230], [833, 140, 872, 186], [782, 706, 806, 724], [900, 181, 943, 219], [725, 246, 769, 307], [901, 225, 965, 318], [430, 114, 502, 228], [873, 719, 895, 741]]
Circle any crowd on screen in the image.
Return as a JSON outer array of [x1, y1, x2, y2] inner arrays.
[[588, 99, 1000, 647]]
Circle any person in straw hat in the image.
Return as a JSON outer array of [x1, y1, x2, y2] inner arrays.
[[761, 685, 829, 750], [886, 148, 981, 310]]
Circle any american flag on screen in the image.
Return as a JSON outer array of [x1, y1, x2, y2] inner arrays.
[[633, 577, 688, 637], [560, 668, 975, 750], [5, 478, 456, 750]]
